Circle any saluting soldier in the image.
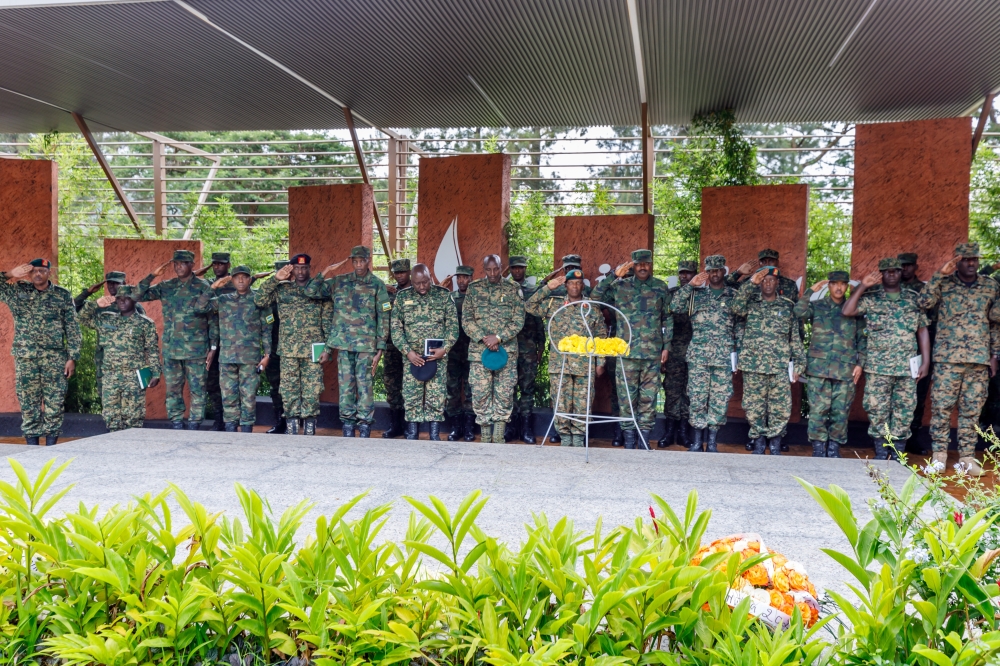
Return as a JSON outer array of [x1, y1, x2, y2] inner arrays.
[[593, 249, 671, 449], [463, 255, 525, 443], [899, 252, 932, 453], [255, 254, 329, 435], [391, 264, 459, 440], [82, 285, 160, 432], [508, 255, 545, 443], [843, 257, 930, 460], [794, 271, 865, 458], [727, 248, 801, 302], [0, 259, 81, 446], [264, 259, 288, 434], [74, 270, 144, 400], [445, 265, 476, 441], [526, 269, 607, 447], [659, 260, 696, 448], [202, 251, 234, 432], [382, 258, 412, 439], [137, 249, 216, 430]]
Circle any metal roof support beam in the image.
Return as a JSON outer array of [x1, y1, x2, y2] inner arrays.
[[344, 107, 393, 262], [71, 111, 144, 237], [641, 102, 651, 216], [972, 94, 995, 158]]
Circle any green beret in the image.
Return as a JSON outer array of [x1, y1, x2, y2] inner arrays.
[[758, 248, 780, 261], [211, 252, 231, 263], [827, 270, 850, 282], [897, 253, 918, 265], [561, 254, 582, 268], [758, 266, 780, 278], [232, 265, 252, 277], [116, 285, 136, 299], [955, 242, 981, 258], [172, 250, 195, 262], [631, 249, 653, 262], [391, 258, 411, 272], [105, 271, 127, 283], [879, 257, 902, 270], [350, 245, 371, 259], [455, 265, 474, 276], [274, 260, 289, 271], [290, 253, 310, 266], [704, 255, 726, 270], [677, 260, 698, 273], [565, 268, 585, 281], [509, 255, 528, 267], [28, 258, 51, 268]]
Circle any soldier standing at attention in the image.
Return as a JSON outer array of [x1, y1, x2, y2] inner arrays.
[[82, 286, 160, 431], [526, 269, 606, 447], [137, 250, 216, 430], [446, 265, 476, 441], [74, 270, 144, 400], [264, 260, 288, 434], [917, 243, 1000, 476], [731, 268, 806, 455], [727, 249, 801, 302], [463, 255, 525, 443], [391, 264, 458, 440], [794, 271, 865, 458], [195, 265, 272, 433], [659, 260, 696, 448], [202, 252, 234, 431], [594, 249, 671, 449], [255, 254, 329, 435], [898, 252, 931, 454], [381, 258, 412, 439], [507, 255, 544, 443], [0, 259, 81, 446], [314, 246, 391, 438], [843, 258, 930, 460], [669, 255, 737, 452]]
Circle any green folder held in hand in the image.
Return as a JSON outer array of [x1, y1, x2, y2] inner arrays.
[[136, 367, 155, 389], [311, 343, 326, 363]]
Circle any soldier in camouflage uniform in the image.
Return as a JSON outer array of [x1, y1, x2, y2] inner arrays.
[[446, 265, 476, 441], [391, 264, 459, 440], [264, 260, 288, 434], [463, 255, 525, 443], [382, 258, 412, 438], [593, 249, 671, 449], [74, 270, 145, 399], [794, 271, 866, 458], [731, 268, 807, 455], [137, 249, 216, 430], [549, 254, 588, 444], [659, 260, 696, 448], [669, 255, 737, 452], [80, 285, 160, 431], [0, 259, 81, 445], [917, 243, 1000, 476], [843, 257, 930, 460], [255, 254, 330, 435], [313, 246, 391, 438], [526, 269, 607, 447], [202, 252, 234, 431], [898, 252, 933, 454], [195, 265, 272, 433], [507, 255, 545, 443], [727, 248, 801, 303]]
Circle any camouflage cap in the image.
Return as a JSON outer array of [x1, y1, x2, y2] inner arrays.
[[704, 255, 726, 270], [105, 271, 127, 283], [172, 250, 195, 262], [561, 254, 582, 268], [677, 260, 698, 273], [231, 265, 252, 277], [116, 285, 136, 299], [758, 248, 780, 261], [350, 245, 371, 259], [878, 257, 902, 270], [28, 258, 51, 268], [455, 265, 474, 276], [897, 252, 918, 264], [955, 242, 981, 258], [565, 268, 585, 281], [827, 270, 850, 282], [508, 255, 528, 267], [290, 253, 311, 266], [273, 260, 289, 271], [631, 249, 653, 262], [211, 252, 231, 264], [391, 258, 411, 272]]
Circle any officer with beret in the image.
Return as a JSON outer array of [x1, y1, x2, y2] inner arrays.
[[507, 255, 544, 443], [659, 260, 696, 448], [445, 265, 477, 441], [382, 258, 413, 438], [74, 270, 144, 400]]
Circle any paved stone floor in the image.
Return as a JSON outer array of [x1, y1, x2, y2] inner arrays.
[[0, 429, 914, 597]]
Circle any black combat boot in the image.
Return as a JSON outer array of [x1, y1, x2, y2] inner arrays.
[[639, 430, 653, 450], [304, 419, 317, 436], [186, 420, 200, 431], [612, 423, 623, 447], [522, 414, 536, 444], [383, 410, 406, 438], [240, 425, 253, 433], [429, 421, 441, 441], [623, 429, 636, 450], [688, 428, 703, 452], [287, 418, 300, 435], [463, 413, 476, 442], [745, 440, 754, 451], [405, 421, 420, 440], [810, 440, 826, 457], [212, 418, 226, 432], [780, 440, 789, 452], [768, 436, 782, 455], [171, 421, 184, 430], [873, 437, 888, 460], [45, 435, 58, 446], [266, 417, 287, 434], [504, 414, 519, 442], [706, 429, 719, 452], [358, 423, 371, 438], [224, 422, 237, 433], [447, 415, 462, 441], [658, 419, 676, 448], [751, 436, 767, 455], [827, 441, 841, 458], [678, 421, 691, 449], [25, 436, 39, 446], [342, 422, 355, 438]]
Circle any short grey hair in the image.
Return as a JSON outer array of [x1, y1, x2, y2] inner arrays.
[[483, 254, 501, 268], [412, 263, 431, 280]]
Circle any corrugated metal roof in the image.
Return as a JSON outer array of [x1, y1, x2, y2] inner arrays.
[[0, 0, 999, 133]]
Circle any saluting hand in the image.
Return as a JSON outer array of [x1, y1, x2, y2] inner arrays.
[[211, 275, 232, 289], [252, 271, 272, 282], [809, 279, 828, 293], [860, 269, 881, 288], [275, 264, 294, 281], [152, 260, 172, 278], [547, 275, 566, 290], [736, 260, 756, 276], [88, 280, 107, 295], [194, 265, 212, 277], [438, 275, 454, 287], [96, 295, 115, 308], [750, 268, 767, 285], [689, 271, 709, 288], [322, 258, 351, 278], [940, 256, 960, 276], [613, 261, 634, 279], [9, 264, 32, 280]]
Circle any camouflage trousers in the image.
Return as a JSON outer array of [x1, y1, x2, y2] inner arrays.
[[864, 372, 915, 441], [94, 346, 105, 400], [337, 350, 376, 425], [470, 357, 518, 426], [206, 352, 223, 424], [617, 359, 660, 431], [403, 360, 447, 422], [102, 367, 146, 432], [930, 362, 989, 457], [743, 371, 790, 439], [221, 363, 260, 426], [383, 342, 404, 411], [514, 349, 539, 417], [163, 358, 206, 424], [15, 350, 69, 437], [265, 353, 283, 418], [687, 364, 732, 429], [549, 372, 593, 440], [281, 356, 324, 419], [662, 353, 689, 420], [446, 346, 472, 417], [805, 375, 855, 444]]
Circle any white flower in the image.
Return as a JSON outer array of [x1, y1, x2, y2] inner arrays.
[[953, 463, 967, 477], [785, 561, 807, 575], [871, 499, 889, 511], [922, 460, 945, 475], [732, 539, 748, 553], [908, 547, 930, 565]]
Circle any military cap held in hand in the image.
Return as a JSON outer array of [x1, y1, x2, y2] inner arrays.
[[758, 248, 780, 261], [955, 242, 981, 258], [897, 253, 918, 264], [172, 250, 195, 262], [455, 265, 474, 276], [211, 252, 231, 263], [631, 249, 653, 262], [509, 255, 528, 267], [105, 271, 127, 283], [391, 258, 411, 272], [704, 255, 726, 270], [290, 253, 310, 266], [878, 257, 902, 270], [232, 265, 252, 277], [827, 270, 850, 282], [678, 260, 698, 273], [350, 245, 371, 259]]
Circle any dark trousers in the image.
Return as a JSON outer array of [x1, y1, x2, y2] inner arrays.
[[266, 353, 283, 418], [207, 352, 223, 424]]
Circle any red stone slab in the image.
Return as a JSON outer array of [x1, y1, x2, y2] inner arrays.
[[288, 183, 373, 403], [103, 239, 202, 420], [0, 159, 58, 413]]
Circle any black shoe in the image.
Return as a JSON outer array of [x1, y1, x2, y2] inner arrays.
[[305, 418, 317, 436], [827, 441, 841, 458], [612, 423, 624, 447], [212, 420, 226, 432], [780, 441, 789, 452], [358, 423, 371, 438], [45, 435, 58, 446], [623, 429, 636, 449], [706, 429, 719, 453], [745, 440, 754, 451], [639, 430, 652, 449], [429, 421, 441, 441], [678, 421, 692, 449], [688, 427, 703, 452], [658, 419, 676, 448], [25, 436, 39, 446], [342, 422, 355, 438], [406, 421, 420, 440], [810, 439, 826, 457], [185, 420, 200, 431], [383, 410, 406, 438], [463, 413, 476, 442], [504, 414, 519, 443], [752, 436, 767, 455], [549, 429, 561, 443], [768, 436, 782, 455], [171, 421, 184, 430], [447, 416, 461, 441], [522, 414, 536, 444], [240, 424, 253, 433], [266, 417, 287, 434], [873, 437, 888, 460], [287, 418, 300, 435], [224, 422, 237, 432]]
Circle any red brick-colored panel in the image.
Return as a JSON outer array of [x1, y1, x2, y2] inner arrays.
[[553, 214, 655, 412], [700, 184, 809, 419], [0, 159, 58, 413], [104, 239, 202, 420], [288, 183, 373, 402], [417, 153, 511, 281]]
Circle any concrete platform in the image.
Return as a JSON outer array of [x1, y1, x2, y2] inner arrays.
[[0, 429, 914, 597]]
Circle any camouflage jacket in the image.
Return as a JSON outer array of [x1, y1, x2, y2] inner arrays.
[[917, 272, 1000, 365], [462, 278, 525, 362], [0, 276, 81, 360], [309, 271, 391, 352], [669, 284, 736, 368], [725, 272, 801, 302], [511, 278, 545, 356], [450, 291, 471, 357], [390, 286, 459, 357], [74, 289, 145, 316], [385, 284, 405, 352], [793, 289, 866, 381], [526, 286, 606, 375], [77, 298, 145, 364], [85, 308, 161, 377], [731, 282, 807, 375], [137, 273, 217, 360], [593, 275, 672, 360], [855, 289, 928, 376], [667, 285, 693, 358], [195, 290, 272, 365], [254, 275, 330, 358]]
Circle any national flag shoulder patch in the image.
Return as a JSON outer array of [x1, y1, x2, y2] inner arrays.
[[381, 301, 392, 311], [265, 314, 275, 325]]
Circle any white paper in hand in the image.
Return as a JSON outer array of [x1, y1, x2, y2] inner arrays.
[[788, 361, 796, 383], [909, 355, 922, 379], [731, 351, 738, 372]]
